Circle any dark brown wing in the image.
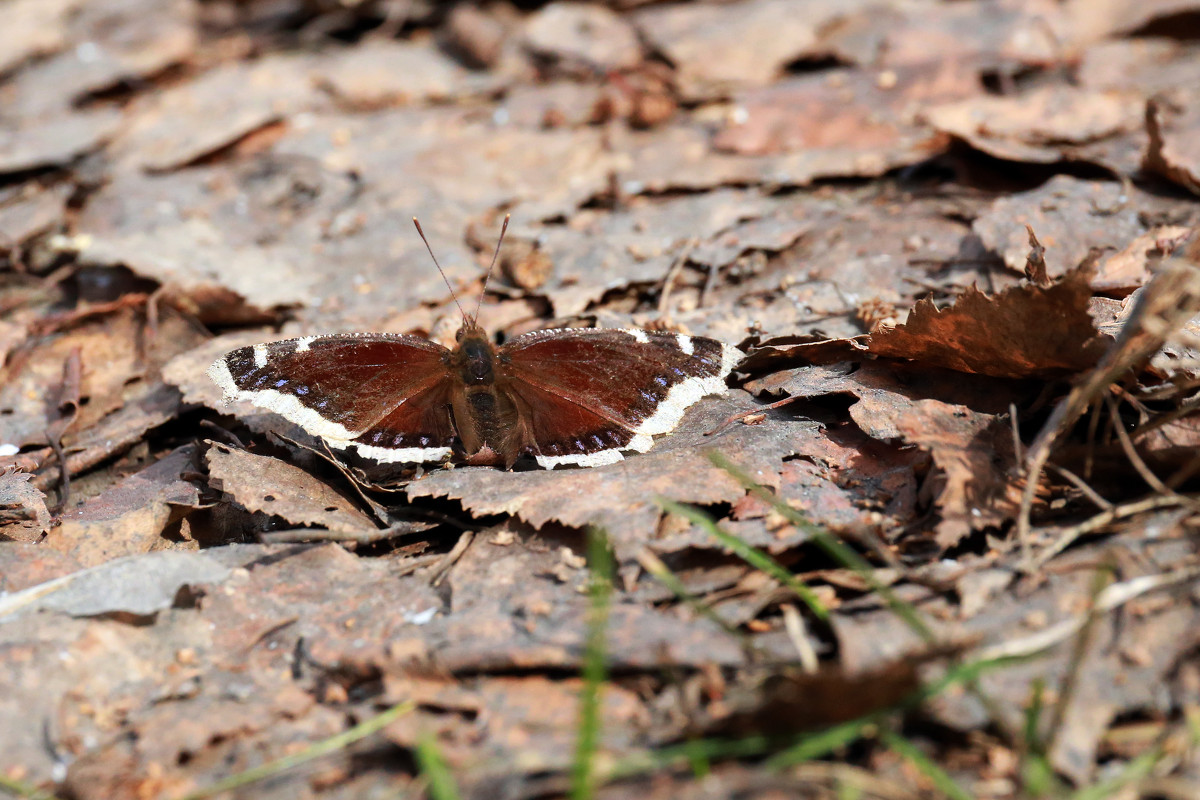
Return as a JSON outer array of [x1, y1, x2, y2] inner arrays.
[[346, 377, 458, 463], [208, 333, 458, 463], [498, 328, 742, 468]]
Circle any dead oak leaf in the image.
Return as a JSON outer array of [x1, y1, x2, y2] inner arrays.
[[205, 444, 378, 536], [747, 362, 1022, 548], [1145, 90, 1200, 197], [924, 86, 1142, 165], [381, 675, 645, 773], [972, 176, 1191, 283], [0, 466, 51, 534], [867, 265, 1107, 379], [405, 391, 815, 560], [43, 446, 201, 567]]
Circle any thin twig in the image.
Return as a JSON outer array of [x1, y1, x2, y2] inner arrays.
[[657, 238, 697, 321], [975, 563, 1200, 662], [1031, 494, 1194, 569], [1106, 393, 1200, 510], [1046, 464, 1112, 511], [180, 701, 415, 800], [780, 603, 819, 674], [429, 530, 475, 587]]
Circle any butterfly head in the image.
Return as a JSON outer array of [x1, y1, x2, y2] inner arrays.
[[413, 213, 511, 331]]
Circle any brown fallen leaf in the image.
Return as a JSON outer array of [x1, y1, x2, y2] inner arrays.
[[405, 391, 816, 560], [522, 2, 643, 74], [1092, 225, 1193, 293], [0, 306, 203, 452], [73, 159, 361, 316], [1144, 90, 1200, 196], [867, 264, 1108, 379], [105, 53, 327, 172], [0, 542, 81, 593], [316, 39, 507, 109], [381, 674, 645, 773], [714, 64, 970, 158], [632, 0, 865, 98], [973, 175, 1166, 281], [0, 108, 123, 175], [747, 362, 1021, 548], [924, 86, 1142, 166], [205, 444, 379, 536], [535, 188, 780, 316], [43, 446, 201, 567], [0, 466, 51, 536]]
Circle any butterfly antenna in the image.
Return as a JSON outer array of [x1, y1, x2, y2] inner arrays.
[[473, 214, 510, 324], [413, 217, 468, 323]]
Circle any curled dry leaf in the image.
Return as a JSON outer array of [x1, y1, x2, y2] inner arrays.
[[747, 362, 1021, 548], [867, 264, 1108, 379], [924, 86, 1142, 166], [1144, 90, 1200, 196], [0, 466, 51, 535]]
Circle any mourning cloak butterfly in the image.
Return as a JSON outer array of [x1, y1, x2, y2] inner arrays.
[[207, 217, 742, 469]]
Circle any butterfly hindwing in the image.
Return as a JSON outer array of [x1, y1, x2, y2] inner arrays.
[[346, 378, 458, 463]]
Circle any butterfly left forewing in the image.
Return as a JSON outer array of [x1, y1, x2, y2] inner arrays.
[[497, 328, 742, 467], [208, 333, 452, 451]]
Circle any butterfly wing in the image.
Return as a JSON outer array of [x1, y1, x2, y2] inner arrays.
[[498, 328, 742, 468], [207, 334, 458, 463]]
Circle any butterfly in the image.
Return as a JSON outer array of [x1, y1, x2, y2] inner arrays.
[[207, 217, 743, 469]]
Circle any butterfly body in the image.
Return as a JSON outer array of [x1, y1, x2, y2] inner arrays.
[[208, 320, 742, 470]]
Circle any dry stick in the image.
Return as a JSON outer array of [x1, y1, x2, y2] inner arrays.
[[1046, 464, 1112, 511], [1030, 493, 1196, 573], [429, 530, 475, 587], [1043, 565, 1112, 758], [1106, 393, 1200, 511], [780, 603, 819, 674], [657, 238, 698, 320], [975, 563, 1200, 663], [1018, 259, 1200, 569]]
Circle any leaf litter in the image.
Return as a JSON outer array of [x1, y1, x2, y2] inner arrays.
[[4, 1, 1200, 799]]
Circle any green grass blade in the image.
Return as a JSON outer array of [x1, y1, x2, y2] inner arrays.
[[571, 527, 614, 800], [1068, 746, 1162, 800], [878, 728, 973, 800], [658, 497, 829, 621], [706, 452, 935, 643], [636, 549, 758, 650], [415, 734, 461, 800], [180, 700, 415, 800], [0, 775, 63, 800]]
